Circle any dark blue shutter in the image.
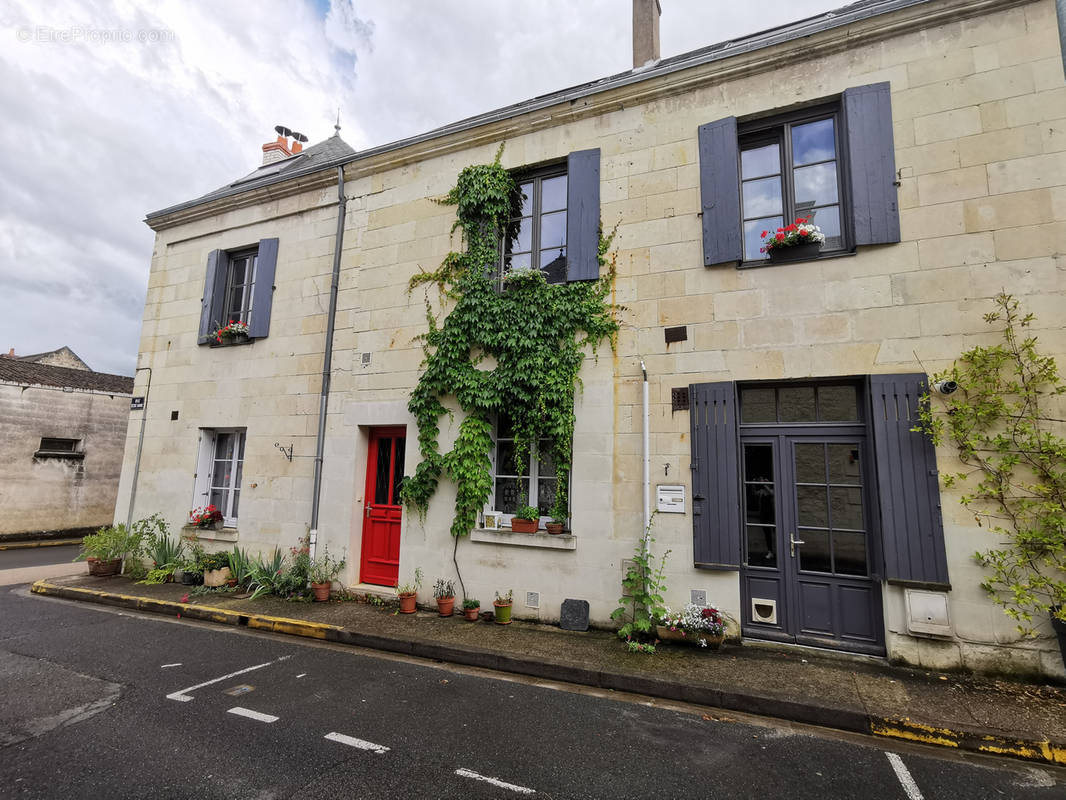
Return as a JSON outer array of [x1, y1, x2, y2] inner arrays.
[[249, 237, 278, 339], [868, 373, 949, 588], [198, 249, 227, 345], [698, 117, 742, 266], [566, 149, 600, 281], [843, 82, 900, 246], [690, 381, 741, 569]]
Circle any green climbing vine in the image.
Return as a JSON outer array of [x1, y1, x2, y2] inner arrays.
[[916, 293, 1066, 636], [399, 146, 620, 540]]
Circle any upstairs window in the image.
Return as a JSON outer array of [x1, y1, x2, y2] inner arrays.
[[500, 166, 569, 285], [494, 149, 601, 285], [223, 249, 257, 326], [198, 239, 278, 344], [698, 82, 900, 268], [740, 108, 845, 262]]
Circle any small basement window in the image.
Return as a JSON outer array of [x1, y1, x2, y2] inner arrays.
[[35, 437, 84, 459]]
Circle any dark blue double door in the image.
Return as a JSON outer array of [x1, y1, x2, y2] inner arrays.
[[740, 431, 885, 655]]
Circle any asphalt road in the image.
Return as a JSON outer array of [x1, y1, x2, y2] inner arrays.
[[0, 544, 81, 569], [0, 584, 1062, 799]]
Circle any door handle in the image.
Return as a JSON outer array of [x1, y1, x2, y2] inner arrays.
[[366, 504, 373, 517], [789, 534, 805, 557]]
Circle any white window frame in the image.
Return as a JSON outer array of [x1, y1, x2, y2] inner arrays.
[[193, 428, 245, 527], [485, 416, 566, 529]]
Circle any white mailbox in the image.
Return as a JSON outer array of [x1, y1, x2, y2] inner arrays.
[[656, 485, 685, 514]]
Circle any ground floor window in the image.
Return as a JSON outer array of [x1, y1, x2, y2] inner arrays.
[[488, 414, 560, 526], [193, 428, 245, 526]]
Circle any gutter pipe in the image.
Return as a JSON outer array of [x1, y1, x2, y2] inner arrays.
[[125, 366, 152, 529], [640, 359, 650, 547], [1057, 1, 1066, 79], [308, 166, 347, 561]]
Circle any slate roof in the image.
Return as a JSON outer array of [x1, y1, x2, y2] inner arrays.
[[0, 358, 134, 394], [146, 0, 928, 221], [147, 134, 356, 221]]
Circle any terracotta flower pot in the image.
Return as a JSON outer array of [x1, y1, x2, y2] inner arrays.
[[493, 601, 513, 625], [545, 522, 564, 535], [311, 581, 331, 602], [510, 518, 538, 534], [463, 605, 480, 621], [398, 591, 417, 614], [86, 557, 121, 577], [436, 596, 455, 616]]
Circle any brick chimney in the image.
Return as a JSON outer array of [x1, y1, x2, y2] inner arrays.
[[262, 132, 292, 166], [632, 0, 661, 69]]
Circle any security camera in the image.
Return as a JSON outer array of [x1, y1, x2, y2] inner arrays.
[[934, 380, 958, 395]]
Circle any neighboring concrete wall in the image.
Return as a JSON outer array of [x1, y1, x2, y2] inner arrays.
[[118, 0, 1066, 676], [0, 383, 131, 535]]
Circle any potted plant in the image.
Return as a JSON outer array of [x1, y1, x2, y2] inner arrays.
[[759, 217, 825, 263], [462, 598, 481, 621], [656, 603, 727, 650], [396, 567, 423, 614], [493, 589, 513, 625], [189, 504, 224, 530], [75, 524, 141, 576], [213, 319, 250, 344], [511, 505, 540, 534], [545, 518, 565, 535], [433, 578, 456, 616], [309, 546, 346, 602], [200, 551, 232, 587]]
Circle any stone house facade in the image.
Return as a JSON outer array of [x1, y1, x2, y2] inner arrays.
[[0, 354, 133, 537], [117, 0, 1066, 678]]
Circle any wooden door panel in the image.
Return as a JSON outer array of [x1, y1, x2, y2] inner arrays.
[[359, 428, 405, 587]]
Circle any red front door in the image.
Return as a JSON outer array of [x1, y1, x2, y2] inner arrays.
[[360, 427, 406, 586]]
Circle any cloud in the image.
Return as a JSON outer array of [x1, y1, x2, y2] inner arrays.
[[0, 0, 844, 375]]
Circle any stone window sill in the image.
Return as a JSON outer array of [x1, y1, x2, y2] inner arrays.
[[470, 528, 576, 550], [182, 524, 238, 542]]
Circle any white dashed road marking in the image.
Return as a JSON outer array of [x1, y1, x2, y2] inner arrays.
[[455, 768, 536, 795], [160, 663, 182, 668], [227, 707, 279, 723], [324, 731, 390, 755], [165, 655, 291, 702], [886, 752, 924, 800]]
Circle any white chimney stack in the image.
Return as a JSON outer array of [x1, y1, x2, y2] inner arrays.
[[633, 0, 661, 69]]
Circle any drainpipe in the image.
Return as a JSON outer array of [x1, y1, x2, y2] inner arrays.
[[640, 359, 650, 547], [125, 366, 152, 529], [1057, 0, 1066, 79], [308, 166, 347, 561]]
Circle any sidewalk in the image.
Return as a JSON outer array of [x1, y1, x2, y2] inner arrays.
[[31, 573, 1066, 767]]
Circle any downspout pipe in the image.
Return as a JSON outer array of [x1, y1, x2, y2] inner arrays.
[[309, 166, 347, 561], [125, 366, 152, 530], [640, 359, 650, 548], [1057, 0, 1066, 80]]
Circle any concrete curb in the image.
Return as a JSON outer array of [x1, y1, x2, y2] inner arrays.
[[30, 580, 1066, 767], [0, 538, 83, 551]]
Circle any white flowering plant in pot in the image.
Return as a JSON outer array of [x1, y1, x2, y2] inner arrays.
[[657, 603, 726, 647]]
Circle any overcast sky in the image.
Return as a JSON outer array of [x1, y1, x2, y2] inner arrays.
[[0, 0, 846, 376]]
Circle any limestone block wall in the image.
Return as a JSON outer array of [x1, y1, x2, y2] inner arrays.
[[322, 0, 1065, 676], [0, 384, 130, 534], [121, 0, 1065, 676], [114, 184, 348, 555]]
